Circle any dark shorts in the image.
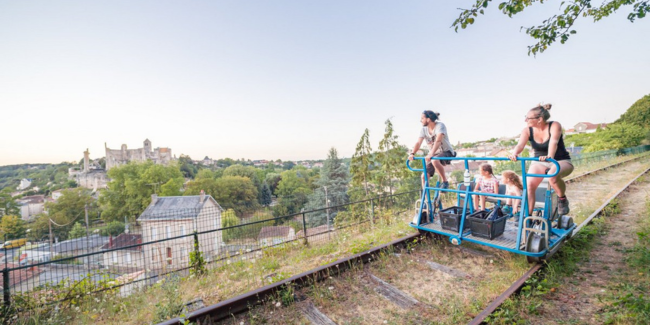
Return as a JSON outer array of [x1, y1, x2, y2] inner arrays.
[[426, 150, 455, 177]]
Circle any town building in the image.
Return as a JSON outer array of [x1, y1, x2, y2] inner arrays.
[[105, 139, 173, 171], [69, 149, 108, 190], [257, 226, 296, 247], [101, 233, 144, 272], [17, 195, 45, 221], [137, 192, 224, 270], [565, 122, 608, 135]]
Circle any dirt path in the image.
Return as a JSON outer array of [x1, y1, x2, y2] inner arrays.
[[532, 176, 650, 324]]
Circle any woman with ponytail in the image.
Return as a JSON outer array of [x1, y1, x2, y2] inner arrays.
[[507, 103, 573, 216]]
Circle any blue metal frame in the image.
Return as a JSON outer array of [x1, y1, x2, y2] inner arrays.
[[406, 156, 576, 258]]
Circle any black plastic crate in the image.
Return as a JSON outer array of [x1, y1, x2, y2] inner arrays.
[[468, 210, 507, 239], [439, 206, 470, 232]]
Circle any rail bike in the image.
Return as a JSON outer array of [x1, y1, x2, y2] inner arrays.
[[406, 156, 576, 263]]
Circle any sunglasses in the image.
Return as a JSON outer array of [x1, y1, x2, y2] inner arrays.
[[524, 115, 540, 121]]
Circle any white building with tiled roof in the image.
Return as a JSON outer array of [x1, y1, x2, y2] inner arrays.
[[137, 192, 224, 269]]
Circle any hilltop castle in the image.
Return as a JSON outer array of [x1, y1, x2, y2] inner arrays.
[[105, 139, 173, 170]]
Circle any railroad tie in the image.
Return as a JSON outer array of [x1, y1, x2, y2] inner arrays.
[[426, 261, 471, 279], [456, 246, 494, 259], [299, 302, 337, 325], [367, 273, 418, 308]]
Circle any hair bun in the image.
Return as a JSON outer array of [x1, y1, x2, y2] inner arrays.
[[434, 111, 441, 117], [542, 104, 552, 110]]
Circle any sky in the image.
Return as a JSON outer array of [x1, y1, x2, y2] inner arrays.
[[1, 1, 648, 165]]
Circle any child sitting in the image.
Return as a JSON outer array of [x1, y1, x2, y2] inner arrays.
[[473, 164, 499, 211], [501, 170, 523, 215]]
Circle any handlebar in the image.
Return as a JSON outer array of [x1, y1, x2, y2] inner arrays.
[[405, 156, 561, 178]]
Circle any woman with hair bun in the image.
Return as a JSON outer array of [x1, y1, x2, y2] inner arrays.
[[507, 103, 573, 216]]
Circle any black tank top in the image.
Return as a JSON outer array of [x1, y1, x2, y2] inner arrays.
[[528, 121, 571, 160]]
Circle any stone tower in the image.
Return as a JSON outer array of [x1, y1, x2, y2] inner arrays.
[[83, 149, 90, 173]]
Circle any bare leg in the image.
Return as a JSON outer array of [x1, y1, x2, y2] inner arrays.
[[547, 161, 574, 197], [480, 196, 486, 210], [432, 160, 447, 182], [526, 164, 547, 215]]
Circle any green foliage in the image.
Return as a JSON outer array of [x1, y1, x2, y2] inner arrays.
[[0, 215, 26, 240], [0, 162, 74, 193], [375, 119, 408, 196], [304, 148, 350, 227], [30, 188, 97, 241], [583, 123, 646, 152], [186, 176, 258, 216], [452, 0, 650, 55], [178, 154, 198, 179], [615, 93, 650, 129], [0, 190, 20, 216], [189, 232, 207, 277], [272, 169, 312, 217], [99, 161, 184, 223], [67, 222, 86, 239], [221, 209, 241, 242], [261, 182, 272, 206], [264, 173, 282, 194], [100, 221, 125, 236], [153, 277, 186, 323], [350, 129, 373, 196]]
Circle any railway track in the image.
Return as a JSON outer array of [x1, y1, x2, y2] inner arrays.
[[159, 154, 650, 325]]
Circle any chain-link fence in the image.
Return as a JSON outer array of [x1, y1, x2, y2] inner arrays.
[[1, 189, 419, 309]]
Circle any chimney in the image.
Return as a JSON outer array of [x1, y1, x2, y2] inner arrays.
[[200, 190, 205, 202], [151, 194, 158, 204], [109, 235, 113, 248]]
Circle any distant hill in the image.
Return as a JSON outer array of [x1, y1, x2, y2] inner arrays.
[[0, 163, 76, 194]]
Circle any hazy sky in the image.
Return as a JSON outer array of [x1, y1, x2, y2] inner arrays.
[[1, 1, 648, 165]]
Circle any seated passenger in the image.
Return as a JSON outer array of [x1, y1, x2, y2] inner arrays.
[[473, 164, 499, 211], [501, 170, 523, 215]]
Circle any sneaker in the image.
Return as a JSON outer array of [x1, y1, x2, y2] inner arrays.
[[441, 181, 449, 189], [558, 197, 570, 215]]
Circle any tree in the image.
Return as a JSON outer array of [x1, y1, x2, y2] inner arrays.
[[261, 182, 273, 206], [29, 188, 99, 241], [376, 119, 408, 196], [452, 0, 650, 55], [100, 221, 125, 236], [350, 129, 373, 197], [264, 173, 282, 194], [178, 154, 198, 179], [186, 176, 259, 216], [615, 93, 650, 129], [221, 209, 241, 242], [68, 222, 86, 239], [272, 170, 312, 217], [0, 215, 26, 240], [195, 169, 216, 180], [0, 191, 20, 216], [304, 148, 350, 227], [99, 161, 184, 223]]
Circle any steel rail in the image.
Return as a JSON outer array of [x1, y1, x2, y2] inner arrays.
[[155, 155, 647, 325], [467, 164, 650, 325]]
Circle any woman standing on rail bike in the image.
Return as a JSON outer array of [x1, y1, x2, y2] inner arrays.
[[507, 104, 573, 216]]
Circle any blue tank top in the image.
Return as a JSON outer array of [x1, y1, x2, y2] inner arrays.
[[528, 121, 571, 161]]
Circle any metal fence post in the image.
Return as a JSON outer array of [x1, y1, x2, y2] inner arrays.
[[3, 267, 9, 307], [301, 213, 308, 246]]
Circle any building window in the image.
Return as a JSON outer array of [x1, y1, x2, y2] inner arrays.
[[152, 247, 156, 261], [180, 225, 186, 236], [166, 247, 172, 265], [112, 251, 118, 264], [151, 227, 157, 241], [166, 226, 171, 239], [125, 252, 131, 264], [180, 246, 186, 259]]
